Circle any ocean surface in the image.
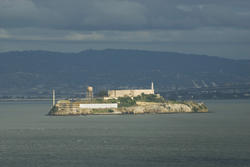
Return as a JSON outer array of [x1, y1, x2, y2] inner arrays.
[[0, 100, 250, 167]]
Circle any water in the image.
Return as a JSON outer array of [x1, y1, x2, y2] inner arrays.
[[0, 100, 250, 167]]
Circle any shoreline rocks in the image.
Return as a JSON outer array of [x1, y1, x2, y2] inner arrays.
[[48, 101, 208, 116]]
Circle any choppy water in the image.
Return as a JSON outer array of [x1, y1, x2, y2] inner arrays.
[[0, 100, 250, 167]]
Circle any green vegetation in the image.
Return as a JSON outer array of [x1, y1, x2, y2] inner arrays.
[[92, 98, 105, 103], [106, 98, 118, 103], [83, 96, 137, 107], [48, 106, 59, 115], [192, 106, 199, 113], [96, 90, 108, 97], [108, 109, 114, 113], [183, 101, 208, 112], [167, 100, 186, 104], [197, 103, 208, 111], [73, 94, 166, 108], [134, 93, 165, 103], [107, 94, 165, 107], [118, 96, 136, 107]]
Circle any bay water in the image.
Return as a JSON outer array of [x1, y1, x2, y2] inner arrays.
[[0, 100, 250, 167]]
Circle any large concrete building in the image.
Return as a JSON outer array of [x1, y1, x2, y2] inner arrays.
[[106, 82, 155, 99]]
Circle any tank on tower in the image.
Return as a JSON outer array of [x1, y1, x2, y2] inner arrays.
[[86, 86, 94, 100]]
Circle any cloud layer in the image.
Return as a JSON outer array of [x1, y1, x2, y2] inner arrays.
[[0, 0, 250, 59], [1, 0, 250, 30]]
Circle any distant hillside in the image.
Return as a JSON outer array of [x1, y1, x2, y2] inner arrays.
[[0, 49, 250, 96]]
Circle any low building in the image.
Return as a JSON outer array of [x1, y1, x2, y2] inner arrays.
[[80, 103, 118, 109]]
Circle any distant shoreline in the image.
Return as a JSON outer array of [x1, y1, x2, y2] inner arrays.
[[0, 99, 51, 102], [0, 98, 249, 102]]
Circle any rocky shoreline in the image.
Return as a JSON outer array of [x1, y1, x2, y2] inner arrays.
[[48, 101, 208, 116]]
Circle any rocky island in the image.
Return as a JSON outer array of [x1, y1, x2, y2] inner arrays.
[[48, 94, 208, 116]]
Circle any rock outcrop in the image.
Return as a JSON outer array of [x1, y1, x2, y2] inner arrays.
[[48, 101, 208, 116]]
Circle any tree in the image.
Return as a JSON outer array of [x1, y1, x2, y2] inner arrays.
[[118, 96, 136, 107], [96, 90, 108, 97]]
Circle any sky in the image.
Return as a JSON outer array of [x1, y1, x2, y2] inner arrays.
[[0, 0, 250, 59]]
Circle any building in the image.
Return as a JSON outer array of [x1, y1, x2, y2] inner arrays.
[[106, 82, 155, 99]]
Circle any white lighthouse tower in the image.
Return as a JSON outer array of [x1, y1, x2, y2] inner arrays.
[[52, 89, 55, 106], [151, 82, 154, 90]]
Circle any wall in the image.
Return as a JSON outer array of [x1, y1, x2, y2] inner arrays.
[[80, 103, 118, 109], [108, 89, 154, 98]]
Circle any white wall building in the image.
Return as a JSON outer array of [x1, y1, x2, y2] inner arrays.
[[80, 103, 118, 109]]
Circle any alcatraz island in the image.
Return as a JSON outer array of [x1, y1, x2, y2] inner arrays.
[[48, 82, 208, 116]]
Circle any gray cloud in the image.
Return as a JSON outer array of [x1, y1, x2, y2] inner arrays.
[[0, 0, 148, 30], [0, 0, 250, 59], [1, 0, 250, 30]]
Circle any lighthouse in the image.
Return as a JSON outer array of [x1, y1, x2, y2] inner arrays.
[[52, 89, 55, 106]]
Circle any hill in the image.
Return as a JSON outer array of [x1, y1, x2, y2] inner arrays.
[[0, 49, 250, 98]]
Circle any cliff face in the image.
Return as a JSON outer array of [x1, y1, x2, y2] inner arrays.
[[117, 101, 207, 114], [48, 101, 208, 116]]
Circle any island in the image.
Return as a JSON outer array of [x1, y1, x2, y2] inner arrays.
[[48, 94, 208, 116]]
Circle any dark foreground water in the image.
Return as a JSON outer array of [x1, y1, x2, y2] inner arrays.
[[0, 100, 250, 167]]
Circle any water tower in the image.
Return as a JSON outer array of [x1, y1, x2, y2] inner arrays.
[[86, 86, 93, 99]]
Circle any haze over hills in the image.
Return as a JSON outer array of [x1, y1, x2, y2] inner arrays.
[[0, 49, 250, 99]]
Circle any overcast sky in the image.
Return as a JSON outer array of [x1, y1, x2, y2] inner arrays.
[[0, 0, 250, 59]]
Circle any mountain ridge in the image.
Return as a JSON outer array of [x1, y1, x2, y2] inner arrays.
[[1, 49, 249, 61], [0, 49, 250, 97]]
